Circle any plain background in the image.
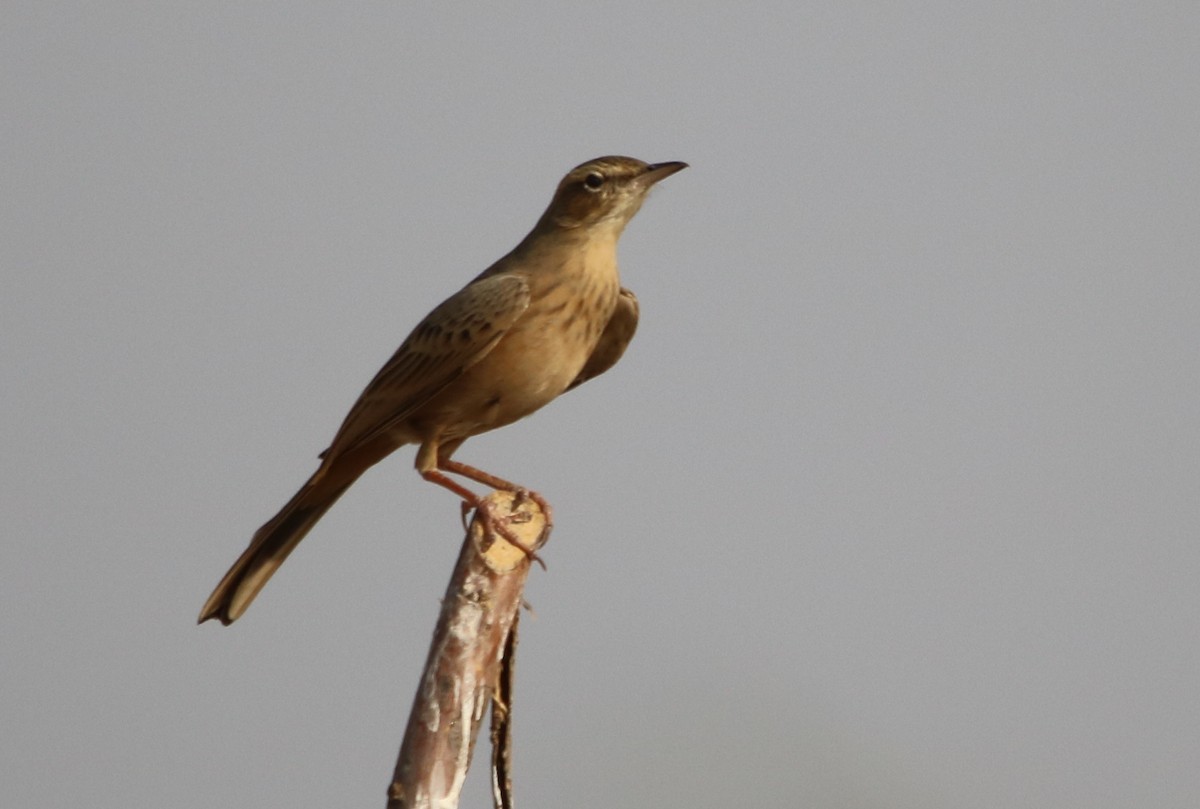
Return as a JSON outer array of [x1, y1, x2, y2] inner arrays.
[[4, 3, 1198, 807]]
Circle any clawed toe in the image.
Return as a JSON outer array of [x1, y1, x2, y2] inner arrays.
[[508, 488, 554, 543], [474, 498, 548, 570]]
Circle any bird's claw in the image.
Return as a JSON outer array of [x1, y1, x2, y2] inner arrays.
[[474, 498, 547, 570], [512, 487, 554, 543]]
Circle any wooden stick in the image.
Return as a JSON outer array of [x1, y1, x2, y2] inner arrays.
[[386, 491, 548, 809]]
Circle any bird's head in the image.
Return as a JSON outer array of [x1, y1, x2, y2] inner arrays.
[[539, 156, 687, 233]]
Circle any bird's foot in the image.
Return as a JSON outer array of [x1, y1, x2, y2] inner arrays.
[[510, 487, 554, 543], [474, 497, 548, 570]]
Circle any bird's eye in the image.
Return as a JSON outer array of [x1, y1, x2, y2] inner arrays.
[[583, 172, 604, 191]]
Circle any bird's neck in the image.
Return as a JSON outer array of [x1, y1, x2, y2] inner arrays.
[[514, 220, 623, 277]]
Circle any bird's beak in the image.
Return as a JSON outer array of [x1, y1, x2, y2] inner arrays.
[[640, 161, 689, 187]]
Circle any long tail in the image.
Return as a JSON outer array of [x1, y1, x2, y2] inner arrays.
[[198, 468, 360, 625]]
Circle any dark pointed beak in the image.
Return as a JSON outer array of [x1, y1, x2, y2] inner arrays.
[[640, 161, 689, 187]]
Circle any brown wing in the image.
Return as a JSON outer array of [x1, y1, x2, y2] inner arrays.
[[566, 286, 639, 392], [320, 274, 531, 459]]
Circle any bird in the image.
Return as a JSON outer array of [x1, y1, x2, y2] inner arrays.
[[198, 155, 687, 625]]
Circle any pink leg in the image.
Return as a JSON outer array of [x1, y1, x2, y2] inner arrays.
[[420, 466, 548, 567], [438, 459, 555, 540]]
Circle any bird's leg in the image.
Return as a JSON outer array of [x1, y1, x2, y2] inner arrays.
[[436, 459, 520, 490], [420, 466, 546, 568], [438, 459, 555, 542]]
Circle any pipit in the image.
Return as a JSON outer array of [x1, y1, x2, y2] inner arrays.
[[199, 155, 686, 625]]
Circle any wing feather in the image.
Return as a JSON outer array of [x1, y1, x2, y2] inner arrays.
[[566, 287, 639, 392], [320, 274, 531, 459]]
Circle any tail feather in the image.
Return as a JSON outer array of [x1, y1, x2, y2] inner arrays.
[[198, 473, 355, 625]]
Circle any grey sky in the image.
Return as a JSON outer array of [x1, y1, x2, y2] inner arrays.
[[4, 3, 1198, 807]]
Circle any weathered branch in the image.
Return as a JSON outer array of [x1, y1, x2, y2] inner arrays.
[[386, 492, 547, 809], [490, 615, 519, 809]]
